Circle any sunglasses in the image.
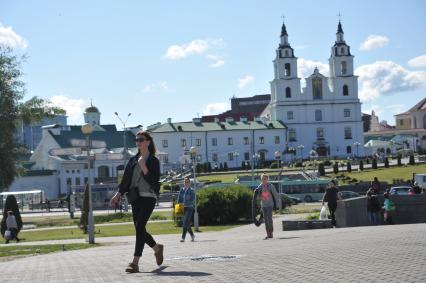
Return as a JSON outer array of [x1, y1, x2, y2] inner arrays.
[[135, 137, 147, 142]]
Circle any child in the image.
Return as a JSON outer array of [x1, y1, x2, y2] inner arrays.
[[5, 211, 20, 244], [383, 192, 395, 225], [254, 174, 281, 239]]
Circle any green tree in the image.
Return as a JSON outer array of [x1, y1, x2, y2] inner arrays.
[[384, 157, 389, 168], [372, 158, 378, 169], [409, 155, 415, 165], [0, 48, 66, 191], [346, 162, 352, 172], [359, 160, 364, 171], [318, 163, 325, 176], [333, 163, 339, 174], [224, 162, 229, 171]]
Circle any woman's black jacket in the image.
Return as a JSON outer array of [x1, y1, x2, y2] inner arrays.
[[118, 153, 160, 203]]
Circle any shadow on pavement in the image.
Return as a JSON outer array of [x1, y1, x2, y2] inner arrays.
[[146, 266, 212, 277], [277, 236, 300, 240]]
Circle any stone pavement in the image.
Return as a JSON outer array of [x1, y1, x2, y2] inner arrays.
[[1, 216, 426, 282]]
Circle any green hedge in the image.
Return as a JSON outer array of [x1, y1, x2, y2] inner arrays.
[[197, 185, 253, 225]]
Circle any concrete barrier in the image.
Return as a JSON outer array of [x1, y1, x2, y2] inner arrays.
[[282, 219, 332, 231], [336, 194, 426, 227]]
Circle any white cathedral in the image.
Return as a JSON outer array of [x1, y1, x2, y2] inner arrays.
[[265, 21, 364, 158]]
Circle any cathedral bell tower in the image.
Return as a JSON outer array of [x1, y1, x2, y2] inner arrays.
[[329, 21, 354, 77], [270, 22, 301, 114]]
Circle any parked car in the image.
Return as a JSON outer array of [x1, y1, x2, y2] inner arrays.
[[280, 193, 302, 207], [389, 186, 412, 195], [339, 191, 361, 200]]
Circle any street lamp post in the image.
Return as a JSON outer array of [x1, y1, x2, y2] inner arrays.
[[274, 150, 282, 196], [114, 112, 132, 162], [297, 144, 305, 161], [189, 146, 200, 232], [233, 151, 239, 169], [81, 123, 95, 244], [353, 142, 360, 158]]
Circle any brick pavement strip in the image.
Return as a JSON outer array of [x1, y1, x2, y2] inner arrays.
[[1, 216, 426, 283]]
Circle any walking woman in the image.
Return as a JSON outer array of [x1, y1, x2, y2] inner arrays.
[[255, 174, 281, 239], [178, 177, 195, 242], [110, 131, 164, 273], [322, 180, 341, 228]]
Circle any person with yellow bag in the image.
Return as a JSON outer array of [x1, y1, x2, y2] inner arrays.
[[178, 177, 196, 242]]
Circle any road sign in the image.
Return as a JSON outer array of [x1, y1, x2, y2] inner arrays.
[[49, 148, 82, 156]]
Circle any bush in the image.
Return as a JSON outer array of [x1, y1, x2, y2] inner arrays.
[[384, 157, 389, 168], [359, 160, 364, 171], [323, 160, 332, 166], [409, 155, 415, 165], [197, 185, 253, 225], [346, 162, 352, 172], [1, 195, 23, 237], [294, 162, 303, 167], [224, 162, 228, 171], [333, 163, 339, 174], [219, 163, 224, 171], [372, 158, 378, 169], [318, 163, 326, 176]]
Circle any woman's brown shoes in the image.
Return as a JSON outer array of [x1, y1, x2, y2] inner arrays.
[[125, 262, 139, 273], [154, 244, 164, 266]]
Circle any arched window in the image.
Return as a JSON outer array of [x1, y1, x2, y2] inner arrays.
[[285, 63, 291, 77], [316, 128, 324, 140], [343, 85, 349, 96], [312, 78, 323, 100], [423, 114, 426, 129], [285, 50, 289, 57], [98, 166, 110, 178], [346, 146, 352, 154], [340, 47, 345, 55], [341, 61, 347, 75], [285, 87, 291, 98]]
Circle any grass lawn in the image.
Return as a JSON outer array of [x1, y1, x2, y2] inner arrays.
[[0, 243, 100, 258], [18, 221, 242, 242], [22, 211, 172, 228], [325, 163, 425, 184]]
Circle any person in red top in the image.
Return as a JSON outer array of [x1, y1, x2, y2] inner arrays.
[[371, 177, 381, 194]]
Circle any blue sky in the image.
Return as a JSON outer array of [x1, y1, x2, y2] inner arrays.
[[1, 0, 426, 128]]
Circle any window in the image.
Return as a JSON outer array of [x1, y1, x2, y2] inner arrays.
[[317, 128, 324, 140], [181, 139, 186, 147], [346, 146, 352, 154], [289, 129, 297, 142], [312, 77, 323, 99], [212, 138, 217, 146], [244, 152, 250, 161], [275, 136, 280, 144], [344, 109, 351, 117], [162, 140, 168, 148], [285, 50, 289, 57], [343, 85, 349, 96], [399, 120, 404, 126], [163, 156, 169, 163], [228, 153, 234, 161], [287, 111, 294, 120], [243, 137, 249, 145], [344, 127, 352, 139], [228, 137, 233, 145], [315, 110, 322, 121], [84, 177, 88, 185], [340, 47, 345, 55], [196, 139, 201, 146], [259, 137, 264, 144], [285, 63, 291, 76], [286, 87, 291, 98], [66, 178, 72, 185], [75, 178, 80, 186], [212, 153, 218, 161], [341, 61, 347, 75]]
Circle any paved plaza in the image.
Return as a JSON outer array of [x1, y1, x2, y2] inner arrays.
[[1, 216, 426, 282]]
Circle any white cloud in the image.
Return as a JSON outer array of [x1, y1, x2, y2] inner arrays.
[[408, 54, 426, 68], [359, 35, 389, 51], [164, 38, 224, 60], [298, 58, 329, 79], [0, 23, 27, 49], [206, 54, 225, 68], [142, 81, 169, 93], [202, 102, 230, 115], [49, 95, 85, 124], [238, 75, 255, 89], [355, 61, 426, 101]]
